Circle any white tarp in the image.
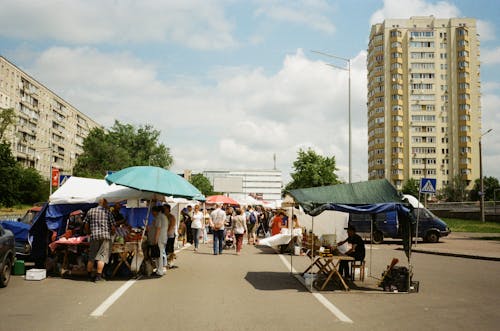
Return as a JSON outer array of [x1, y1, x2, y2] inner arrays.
[[49, 176, 157, 204], [258, 228, 303, 247]]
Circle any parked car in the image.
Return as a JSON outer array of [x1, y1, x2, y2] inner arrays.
[[0, 205, 42, 260], [348, 194, 450, 244], [18, 206, 43, 225], [0, 223, 16, 287]]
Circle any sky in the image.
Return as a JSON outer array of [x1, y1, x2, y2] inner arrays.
[[0, 0, 499, 184]]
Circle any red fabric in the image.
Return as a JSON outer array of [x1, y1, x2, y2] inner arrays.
[[235, 234, 244, 252], [49, 236, 89, 252], [271, 216, 282, 236]]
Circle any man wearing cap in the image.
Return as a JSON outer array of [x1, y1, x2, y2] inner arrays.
[[338, 225, 365, 279]]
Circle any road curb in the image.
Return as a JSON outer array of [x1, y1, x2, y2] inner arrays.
[[401, 248, 500, 261]]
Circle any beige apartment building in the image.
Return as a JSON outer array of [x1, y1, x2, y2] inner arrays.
[[367, 16, 481, 191], [0, 56, 101, 179]]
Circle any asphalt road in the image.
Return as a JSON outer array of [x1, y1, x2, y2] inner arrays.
[[1, 241, 499, 331]]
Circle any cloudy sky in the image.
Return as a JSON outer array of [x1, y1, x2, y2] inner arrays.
[[1, 0, 499, 183]]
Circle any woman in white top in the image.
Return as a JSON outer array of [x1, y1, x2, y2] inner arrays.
[[191, 204, 204, 251], [232, 208, 248, 255]]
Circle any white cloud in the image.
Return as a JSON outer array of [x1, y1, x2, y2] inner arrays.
[[26, 46, 368, 183], [477, 19, 496, 41], [370, 0, 460, 25], [481, 47, 500, 65], [481, 92, 500, 179], [254, 0, 335, 34], [0, 0, 236, 50]]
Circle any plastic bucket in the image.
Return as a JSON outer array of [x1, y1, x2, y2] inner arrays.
[[14, 260, 25, 275], [304, 273, 317, 286]]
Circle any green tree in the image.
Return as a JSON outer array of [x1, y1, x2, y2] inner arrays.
[[0, 107, 15, 141], [285, 148, 341, 191], [469, 176, 500, 201], [17, 167, 50, 204], [402, 178, 419, 197], [189, 173, 214, 196], [0, 141, 20, 206], [441, 174, 468, 202], [74, 121, 173, 178]]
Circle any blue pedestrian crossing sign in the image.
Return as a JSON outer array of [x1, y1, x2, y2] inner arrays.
[[420, 178, 437, 194], [59, 175, 71, 186]]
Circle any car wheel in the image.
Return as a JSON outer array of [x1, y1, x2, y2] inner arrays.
[[0, 257, 12, 288], [372, 230, 384, 244], [425, 231, 439, 243]]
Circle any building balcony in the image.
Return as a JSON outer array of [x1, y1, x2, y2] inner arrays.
[[391, 131, 404, 138], [459, 140, 472, 148], [391, 163, 404, 170], [458, 65, 470, 73], [392, 152, 404, 159], [390, 67, 403, 75], [391, 99, 404, 107], [391, 173, 404, 180], [391, 57, 403, 64]]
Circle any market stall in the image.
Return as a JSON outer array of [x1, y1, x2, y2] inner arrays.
[[286, 179, 416, 292], [29, 168, 204, 278]]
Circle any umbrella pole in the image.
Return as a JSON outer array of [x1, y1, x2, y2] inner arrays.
[[139, 199, 153, 274], [290, 207, 294, 274], [370, 215, 373, 278], [311, 216, 315, 291]]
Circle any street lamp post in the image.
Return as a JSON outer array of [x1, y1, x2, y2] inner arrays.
[[479, 128, 493, 223], [311, 50, 352, 183]]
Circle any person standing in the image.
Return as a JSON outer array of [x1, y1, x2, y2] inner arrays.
[[84, 198, 116, 282], [163, 204, 177, 268], [232, 209, 247, 255], [149, 206, 168, 276], [246, 206, 259, 245], [183, 205, 193, 244], [270, 211, 283, 236], [191, 205, 203, 252], [210, 203, 226, 255], [202, 209, 211, 244]]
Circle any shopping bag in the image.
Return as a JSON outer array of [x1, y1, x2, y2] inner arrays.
[[148, 244, 161, 258]]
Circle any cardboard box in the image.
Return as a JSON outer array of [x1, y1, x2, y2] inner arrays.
[[25, 269, 46, 281]]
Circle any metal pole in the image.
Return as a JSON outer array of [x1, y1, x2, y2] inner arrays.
[[49, 136, 53, 196], [479, 138, 485, 223], [415, 190, 421, 246], [348, 59, 352, 184], [479, 129, 493, 222]]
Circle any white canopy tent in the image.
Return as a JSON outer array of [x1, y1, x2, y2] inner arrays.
[[49, 176, 159, 204]]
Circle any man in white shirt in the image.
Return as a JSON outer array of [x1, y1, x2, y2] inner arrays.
[[210, 204, 226, 255]]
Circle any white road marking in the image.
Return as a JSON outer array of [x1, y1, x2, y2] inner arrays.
[[90, 279, 136, 317], [90, 245, 187, 317], [278, 254, 353, 324]]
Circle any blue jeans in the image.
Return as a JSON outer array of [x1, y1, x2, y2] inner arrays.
[[192, 228, 200, 249], [213, 230, 225, 254]]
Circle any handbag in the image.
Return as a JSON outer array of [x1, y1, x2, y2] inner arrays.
[[148, 244, 161, 258]]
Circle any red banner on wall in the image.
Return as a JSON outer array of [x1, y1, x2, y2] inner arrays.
[[52, 168, 60, 187]]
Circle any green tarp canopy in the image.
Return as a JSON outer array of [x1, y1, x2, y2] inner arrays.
[[287, 179, 414, 262], [287, 179, 405, 214]]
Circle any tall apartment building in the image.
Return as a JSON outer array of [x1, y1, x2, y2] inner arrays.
[[367, 16, 481, 191], [0, 56, 101, 178]]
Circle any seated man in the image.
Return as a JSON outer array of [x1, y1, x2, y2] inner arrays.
[[338, 225, 365, 279]]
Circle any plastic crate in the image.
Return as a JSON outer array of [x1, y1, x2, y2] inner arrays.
[[25, 269, 46, 281]]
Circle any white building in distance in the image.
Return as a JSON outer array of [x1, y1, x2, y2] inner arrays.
[[203, 169, 283, 202]]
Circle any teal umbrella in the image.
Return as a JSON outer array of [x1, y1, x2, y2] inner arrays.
[[106, 166, 205, 201]]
